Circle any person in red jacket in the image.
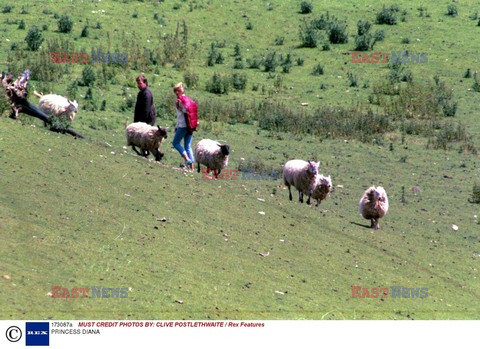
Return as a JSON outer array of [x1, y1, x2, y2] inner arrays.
[[134, 74, 156, 126], [172, 82, 194, 171]]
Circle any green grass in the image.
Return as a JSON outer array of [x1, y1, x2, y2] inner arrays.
[[1, 116, 479, 319], [1, 0, 480, 320]]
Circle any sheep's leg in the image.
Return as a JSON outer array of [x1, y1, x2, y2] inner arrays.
[[299, 191, 303, 203], [131, 145, 143, 157], [373, 219, 380, 230], [306, 194, 312, 205], [197, 162, 201, 173], [214, 169, 220, 179], [287, 185, 292, 201], [152, 149, 164, 161]]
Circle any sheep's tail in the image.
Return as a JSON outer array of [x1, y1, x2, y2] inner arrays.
[[124, 117, 129, 129], [33, 90, 43, 98]]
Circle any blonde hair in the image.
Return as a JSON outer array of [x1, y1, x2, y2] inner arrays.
[[173, 82, 185, 94]]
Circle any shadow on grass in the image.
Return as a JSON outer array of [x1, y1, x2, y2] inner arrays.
[[350, 221, 371, 229]]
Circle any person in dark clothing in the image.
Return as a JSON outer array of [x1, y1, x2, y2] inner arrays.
[[134, 74, 156, 126]]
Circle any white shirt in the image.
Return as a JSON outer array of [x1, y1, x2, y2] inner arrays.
[[176, 101, 187, 128]]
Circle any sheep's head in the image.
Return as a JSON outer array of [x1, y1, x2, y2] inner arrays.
[[367, 186, 386, 202], [68, 99, 78, 113], [156, 125, 168, 139], [307, 160, 320, 176], [318, 175, 332, 189], [220, 144, 230, 156]]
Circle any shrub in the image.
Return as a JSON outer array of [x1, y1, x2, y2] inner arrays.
[[20, 6, 28, 14], [328, 20, 348, 44], [322, 42, 331, 51], [357, 20, 371, 35], [206, 72, 230, 94], [296, 57, 305, 66], [81, 65, 96, 86], [246, 22, 253, 30], [374, 30, 385, 42], [299, 19, 319, 47], [376, 6, 398, 25], [184, 71, 199, 89], [24, 26, 44, 51], [18, 20, 25, 30], [58, 15, 73, 33], [442, 100, 457, 117], [49, 115, 71, 133], [81, 26, 89, 38], [10, 42, 18, 51], [207, 43, 220, 66], [100, 100, 106, 111], [83, 87, 97, 112], [247, 55, 261, 69], [42, 24, 48, 31], [300, 1, 313, 14], [312, 12, 334, 30], [267, 3, 274, 11], [464, 68, 471, 78], [2, 6, 14, 13], [263, 51, 278, 72], [348, 72, 358, 87], [231, 73, 248, 90], [132, 10, 138, 18], [312, 64, 324, 76], [281, 53, 293, 73], [355, 33, 374, 51], [446, 5, 458, 16], [0, 88, 10, 117], [67, 80, 78, 100], [469, 11, 478, 20], [471, 183, 480, 203], [42, 9, 52, 15], [401, 37, 410, 44], [95, 22, 102, 29]]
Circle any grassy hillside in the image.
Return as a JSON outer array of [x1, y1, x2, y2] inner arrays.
[[1, 0, 480, 319], [1, 115, 479, 319]]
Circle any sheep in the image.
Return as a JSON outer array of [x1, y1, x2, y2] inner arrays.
[[34, 91, 78, 122], [194, 139, 230, 178], [282, 160, 320, 205], [312, 174, 332, 207], [358, 186, 389, 230], [125, 122, 168, 161]]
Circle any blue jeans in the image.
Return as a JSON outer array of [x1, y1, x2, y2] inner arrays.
[[172, 127, 194, 162]]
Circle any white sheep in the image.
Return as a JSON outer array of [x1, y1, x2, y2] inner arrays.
[[283, 160, 320, 205], [34, 91, 78, 122], [358, 186, 389, 230], [312, 174, 332, 207], [194, 139, 230, 178], [125, 122, 168, 161]]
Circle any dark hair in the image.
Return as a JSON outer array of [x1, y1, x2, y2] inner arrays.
[[136, 74, 148, 86]]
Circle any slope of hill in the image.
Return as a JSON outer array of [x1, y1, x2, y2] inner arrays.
[[1, 116, 479, 319]]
